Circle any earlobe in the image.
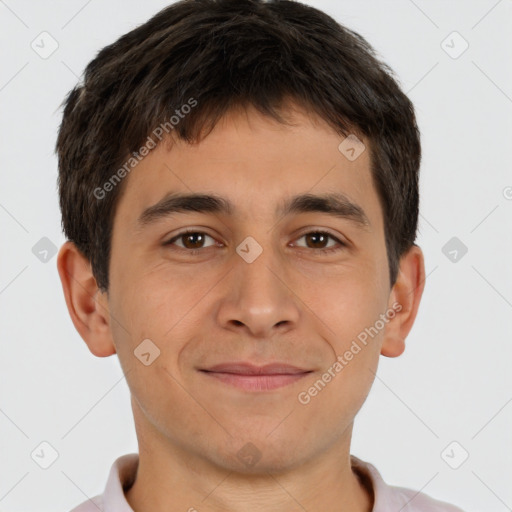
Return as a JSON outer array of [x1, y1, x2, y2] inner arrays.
[[380, 335, 406, 358], [56, 241, 117, 357], [380, 244, 426, 358]]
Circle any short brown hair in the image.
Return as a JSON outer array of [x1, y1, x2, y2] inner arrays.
[[56, 0, 421, 292]]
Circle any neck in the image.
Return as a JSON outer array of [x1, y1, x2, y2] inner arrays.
[[125, 405, 373, 512]]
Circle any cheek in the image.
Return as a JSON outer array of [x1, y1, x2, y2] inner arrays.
[[113, 264, 208, 338], [300, 263, 388, 347], [328, 294, 388, 354], [295, 277, 386, 425], [108, 264, 226, 392], [107, 274, 206, 427]]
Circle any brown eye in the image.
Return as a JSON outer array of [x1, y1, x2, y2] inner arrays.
[[293, 231, 345, 252], [164, 231, 217, 250], [304, 232, 330, 249]]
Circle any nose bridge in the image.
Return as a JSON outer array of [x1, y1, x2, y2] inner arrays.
[[238, 243, 280, 304], [217, 235, 300, 337]]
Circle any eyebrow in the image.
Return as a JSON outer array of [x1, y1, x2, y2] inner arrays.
[[137, 191, 371, 230]]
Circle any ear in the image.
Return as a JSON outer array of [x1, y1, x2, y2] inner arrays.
[[380, 244, 426, 358], [56, 241, 116, 357]]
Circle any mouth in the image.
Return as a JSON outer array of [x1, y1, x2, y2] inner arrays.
[[199, 362, 313, 391]]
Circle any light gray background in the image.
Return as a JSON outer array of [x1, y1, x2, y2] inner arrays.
[[1, 1, 511, 511]]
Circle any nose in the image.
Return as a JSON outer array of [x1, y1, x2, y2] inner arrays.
[[216, 247, 301, 339]]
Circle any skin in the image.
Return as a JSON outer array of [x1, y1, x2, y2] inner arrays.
[[57, 103, 425, 512]]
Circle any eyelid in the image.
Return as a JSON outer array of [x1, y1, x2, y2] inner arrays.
[[292, 224, 347, 241]]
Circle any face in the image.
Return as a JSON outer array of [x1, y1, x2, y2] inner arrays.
[[101, 105, 399, 473]]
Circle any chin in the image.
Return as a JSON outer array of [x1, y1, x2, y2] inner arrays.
[[210, 433, 313, 476]]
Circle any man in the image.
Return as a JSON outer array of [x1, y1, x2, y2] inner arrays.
[[56, 1, 464, 510]]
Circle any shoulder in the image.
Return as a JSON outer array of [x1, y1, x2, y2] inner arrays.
[[350, 455, 465, 512], [67, 453, 138, 512], [68, 495, 104, 512], [382, 483, 466, 511]]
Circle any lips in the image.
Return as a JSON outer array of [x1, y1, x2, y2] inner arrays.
[[200, 362, 311, 375], [199, 362, 313, 391]]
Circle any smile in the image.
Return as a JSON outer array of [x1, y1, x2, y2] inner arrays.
[[200, 371, 312, 391]]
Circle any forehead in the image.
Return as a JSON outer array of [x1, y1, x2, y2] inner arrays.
[[114, 105, 382, 230]]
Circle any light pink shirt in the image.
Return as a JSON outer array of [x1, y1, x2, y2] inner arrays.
[[69, 453, 465, 512]]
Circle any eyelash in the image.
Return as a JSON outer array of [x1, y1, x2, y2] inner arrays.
[[163, 229, 346, 255]]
